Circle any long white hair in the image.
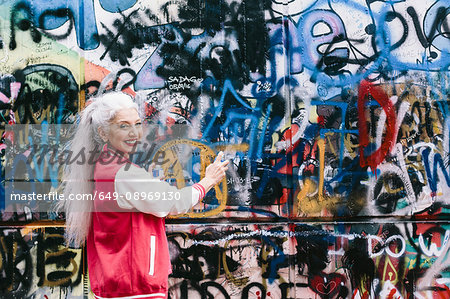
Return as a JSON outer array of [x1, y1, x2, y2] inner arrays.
[[57, 92, 139, 247]]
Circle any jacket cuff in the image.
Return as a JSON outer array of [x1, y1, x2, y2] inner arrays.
[[192, 183, 206, 200]]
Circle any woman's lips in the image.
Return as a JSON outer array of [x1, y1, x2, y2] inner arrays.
[[124, 139, 137, 146]]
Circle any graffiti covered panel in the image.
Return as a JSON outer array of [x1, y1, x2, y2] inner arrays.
[[0, 0, 448, 297], [0, 222, 449, 298]]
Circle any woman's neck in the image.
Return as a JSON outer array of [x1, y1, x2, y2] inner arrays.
[[105, 143, 130, 160]]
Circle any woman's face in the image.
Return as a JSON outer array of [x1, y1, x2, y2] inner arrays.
[[106, 108, 143, 158]]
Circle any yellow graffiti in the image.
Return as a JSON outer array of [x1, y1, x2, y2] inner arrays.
[[383, 180, 405, 194], [318, 138, 325, 201], [153, 139, 227, 218], [296, 136, 368, 215], [297, 138, 339, 215], [296, 179, 317, 214], [382, 256, 399, 285], [0, 109, 15, 139], [15, 103, 59, 125], [79, 89, 86, 112], [324, 132, 339, 157], [344, 132, 359, 158], [270, 122, 291, 154], [222, 239, 249, 286], [259, 241, 287, 291], [215, 144, 249, 153], [37, 233, 81, 287], [0, 236, 19, 291], [404, 152, 428, 187], [405, 256, 417, 270], [44, 248, 79, 287]]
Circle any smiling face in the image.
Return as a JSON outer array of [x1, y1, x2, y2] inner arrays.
[[103, 108, 143, 158]]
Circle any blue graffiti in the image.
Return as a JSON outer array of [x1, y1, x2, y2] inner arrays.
[[261, 236, 287, 283], [297, 9, 348, 75], [17, 0, 137, 50], [421, 148, 450, 194], [98, 0, 137, 13], [311, 100, 358, 169], [135, 24, 183, 90], [202, 79, 259, 140], [201, 80, 280, 160]]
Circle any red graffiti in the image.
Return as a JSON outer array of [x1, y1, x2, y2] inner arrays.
[[309, 272, 346, 297], [386, 288, 401, 299], [352, 290, 369, 299], [358, 80, 397, 172], [434, 284, 450, 299]]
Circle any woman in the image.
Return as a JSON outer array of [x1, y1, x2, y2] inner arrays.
[[59, 92, 229, 299]]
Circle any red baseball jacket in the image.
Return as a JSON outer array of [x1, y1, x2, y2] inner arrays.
[[87, 145, 204, 299]]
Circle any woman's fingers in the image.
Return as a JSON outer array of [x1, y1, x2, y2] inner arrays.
[[215, 151, 224, 162], [148, 162, 165, 180], [214, 152, 229, 168], [203, 152, 231, 184], [147, 162, 155, 174]]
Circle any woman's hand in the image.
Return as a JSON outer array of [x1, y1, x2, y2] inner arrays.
[[147, 163, 165, 180], [198, 152, 230, 193]]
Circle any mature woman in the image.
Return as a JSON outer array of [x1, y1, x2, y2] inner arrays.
[[59, 92, 228, 299]]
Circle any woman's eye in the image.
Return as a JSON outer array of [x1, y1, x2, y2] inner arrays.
[[135, 123, 142, 127], [120, 124, 129, 129]]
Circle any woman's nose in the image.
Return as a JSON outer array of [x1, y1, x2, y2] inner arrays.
[[129, 125, 138, 136]]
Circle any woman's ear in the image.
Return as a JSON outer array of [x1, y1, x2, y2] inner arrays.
[[97, 127, 108, 143]]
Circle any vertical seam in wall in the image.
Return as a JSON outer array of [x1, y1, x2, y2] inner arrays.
[[284, 0, 294, 219], [79, 0, 85, 111]]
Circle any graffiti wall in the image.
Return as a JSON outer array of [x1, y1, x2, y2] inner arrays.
[[0, 0, 448, 298]]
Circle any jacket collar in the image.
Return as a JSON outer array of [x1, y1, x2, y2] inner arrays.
[[101, 143, 130, 163]]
